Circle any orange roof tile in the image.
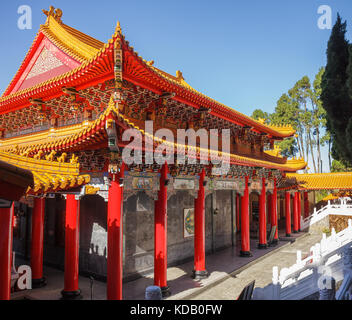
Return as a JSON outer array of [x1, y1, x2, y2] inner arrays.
[[0, 150, 90, 195], [285, 172, 352, 190]]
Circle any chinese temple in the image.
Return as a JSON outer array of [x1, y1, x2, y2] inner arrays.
[[0, 7, 310, 300]]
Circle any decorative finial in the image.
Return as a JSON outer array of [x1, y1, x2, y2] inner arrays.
[[42, 6, 63, 23], [176, 70, 184, 81], [147, 60, 154, 66], [115, 21, 122, 34]]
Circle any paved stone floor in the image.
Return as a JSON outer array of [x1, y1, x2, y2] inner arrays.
[[12, 231, 322, 300], [189, 233, 322, 300]]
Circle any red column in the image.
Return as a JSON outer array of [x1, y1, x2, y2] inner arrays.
[[285, 192, 291, 237], [193, 169, 208, 279], [0, 203, 14, 300], [258, 178, 267, 249], [298, 192, 302, 231], [61, 194, 81, 299], [293, 192, 299, 233], [31, 197, 46, 288], [271, 179, 279, 244], [267, 193, 272, 225], [236, 193, 240, 232], [304, 192, 309, 218], [107, 166, 125, 300], [154, 163, 170, 297], [240, 176, 251, 257]]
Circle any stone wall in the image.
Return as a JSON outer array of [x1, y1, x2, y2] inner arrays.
[[212, 190, 234, 250], [38, 189, 235, 281], [306, 215, 329, 235]]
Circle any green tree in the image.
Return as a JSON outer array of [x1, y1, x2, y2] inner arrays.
[[289, 76, 315, 172], [321, 14, 352, 164], [331, 159, 352, 172], [311, 67, 328, 173], [251, 109, 270, 123], [271, 93, 301, 158], [275, 138, 298, 158]]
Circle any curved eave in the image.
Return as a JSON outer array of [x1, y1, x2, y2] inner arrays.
[[0, 119, 108, 154], [118, 103, 307, 172], [1, 96, 305, 173], [0, 99, 131, 154], [0, 150, 90, 196], [27, 172, 90, 196], [0, 150, 80, 175]]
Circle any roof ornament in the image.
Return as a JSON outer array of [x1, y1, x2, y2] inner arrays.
[[176, 70, 185, 81], [113, 21, 122, 36], [42, 6, 63, 24]]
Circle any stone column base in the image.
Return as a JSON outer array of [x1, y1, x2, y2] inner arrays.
[[161, 286, 171, 298], [240, 250, 252, 257], [61, 289, 82, 300], [32, 277, 47, 289], [192, 270, 209, 280]]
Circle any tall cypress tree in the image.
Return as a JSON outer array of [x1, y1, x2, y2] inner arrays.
[[346, 45, 352, 157], [321, 14, 352, 163]]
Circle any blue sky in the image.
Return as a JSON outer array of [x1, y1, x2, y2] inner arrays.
[[0, 0, 352, 172]]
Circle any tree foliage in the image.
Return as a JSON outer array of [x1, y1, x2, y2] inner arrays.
[[321, 14, 352, 165], [252, 69, 328, 172], [251, 109, 270, 123], [331, 159, 352, 172]]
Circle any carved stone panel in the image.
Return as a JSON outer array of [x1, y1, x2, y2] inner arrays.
[[329, 214, 352, 233], [207, 178, 245, 196], [123, 172, 160, 201], [124, 172, 160, 192], [249, 179, 262, 194], [208, 179, 239, 191], [266, 180, 275, 194], [169, 176, 199, 199]]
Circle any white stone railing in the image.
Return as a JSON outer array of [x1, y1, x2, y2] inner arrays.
[[301, 199, 352, 231], [253, 219, 352, 300]]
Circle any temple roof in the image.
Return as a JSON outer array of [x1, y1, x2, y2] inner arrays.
[[280, 172, 352, 191], [0, 150, 90, 195], [0, 7, 295, 139], [0, 97, 307, 172], [2, 8, 104, 97]]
